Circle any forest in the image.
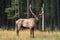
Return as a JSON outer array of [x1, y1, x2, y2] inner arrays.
[[0, 0, 60, 31]]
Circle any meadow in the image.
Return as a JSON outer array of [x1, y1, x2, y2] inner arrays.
[[0, 30, 60, 40]]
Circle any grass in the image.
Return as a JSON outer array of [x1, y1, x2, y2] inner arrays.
[[0, 30, 60, 40]]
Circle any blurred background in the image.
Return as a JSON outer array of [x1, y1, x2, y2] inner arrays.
[[0, 0, 60, 31]]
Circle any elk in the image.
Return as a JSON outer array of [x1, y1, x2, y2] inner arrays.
[[15, 4, 43, 38]]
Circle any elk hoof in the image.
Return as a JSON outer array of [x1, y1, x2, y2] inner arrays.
[[30, 36, 34, 38]]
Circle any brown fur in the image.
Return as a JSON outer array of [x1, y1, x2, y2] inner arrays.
[[16, 18, 37, 38], [15, 4, 43, 38]]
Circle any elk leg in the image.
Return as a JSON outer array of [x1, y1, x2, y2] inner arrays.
[[16, 25, 21, 36], [16, 28, 19, 36], [32, 27, 34, 38], [15, 23, 19, 36], [30, 27, 34, 38]]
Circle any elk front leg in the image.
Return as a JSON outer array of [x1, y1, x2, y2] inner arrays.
[[30, 27, 34, 38]]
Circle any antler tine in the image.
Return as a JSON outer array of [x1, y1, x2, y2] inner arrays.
[[30, 4, 32, 8]]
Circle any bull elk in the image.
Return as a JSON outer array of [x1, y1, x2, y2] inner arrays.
[[15, 4, 43, 38]]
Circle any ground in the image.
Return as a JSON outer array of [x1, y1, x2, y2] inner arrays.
[[0, 30, 60, 40]]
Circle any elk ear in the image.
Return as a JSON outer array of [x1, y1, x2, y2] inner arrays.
[[37, 11, 43, 18], [38, 11, 42, 16], [39, 13, 42, 16]]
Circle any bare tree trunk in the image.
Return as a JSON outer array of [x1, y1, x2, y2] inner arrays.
[[27, 0, 29, 18], [42, 3, 44, 31]]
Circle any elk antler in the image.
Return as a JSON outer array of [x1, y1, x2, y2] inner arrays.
[[38, 8, 43, 16], [38, 4, 44, 16], [29, 4, 39, 20]]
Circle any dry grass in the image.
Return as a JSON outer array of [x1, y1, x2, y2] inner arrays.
[[0, 30, 60, 40]]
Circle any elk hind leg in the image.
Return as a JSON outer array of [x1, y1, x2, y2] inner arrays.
[[16, 25, 21, 36]]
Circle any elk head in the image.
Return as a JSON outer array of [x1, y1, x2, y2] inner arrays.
[[29, 4, 43, 20]]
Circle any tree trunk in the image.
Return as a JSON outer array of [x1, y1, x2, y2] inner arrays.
[[42, 3, 44, 31]]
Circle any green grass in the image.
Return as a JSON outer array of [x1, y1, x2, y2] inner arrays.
[[0, 36, 60, 40]]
